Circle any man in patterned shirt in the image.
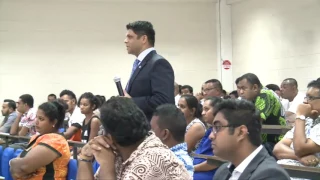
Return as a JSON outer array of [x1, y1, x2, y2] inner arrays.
[[236, 73, 285, 155], [77, 97, 191, 180], [151, 104, 194, 176]]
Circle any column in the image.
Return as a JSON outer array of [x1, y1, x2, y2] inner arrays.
[[216, 0, 234, 92]]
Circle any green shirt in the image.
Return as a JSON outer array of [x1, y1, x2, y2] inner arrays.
[[254, 88, 286, 143]]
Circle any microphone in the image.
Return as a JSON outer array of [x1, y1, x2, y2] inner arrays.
[[114, 76, 125, 96]]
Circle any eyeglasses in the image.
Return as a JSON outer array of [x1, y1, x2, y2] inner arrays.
[[212, 124, 241, 134], [304, 96, 320, 101], [203, 87, 217, 93]]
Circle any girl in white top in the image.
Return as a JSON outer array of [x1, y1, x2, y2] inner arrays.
[[178, 95, 206, 153]]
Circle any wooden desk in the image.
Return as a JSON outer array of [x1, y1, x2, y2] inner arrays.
[[280, 164, 320, 179], [192, 153, 320, 179], [261, 125, 292, 135]]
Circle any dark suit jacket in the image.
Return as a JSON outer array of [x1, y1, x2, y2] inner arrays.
[[213, 147, 290, 180], [127, 50, 175, 120]]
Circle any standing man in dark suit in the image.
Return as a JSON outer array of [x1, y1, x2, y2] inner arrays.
[[123, 21, 175, 120], [210, 99, 290, 180]]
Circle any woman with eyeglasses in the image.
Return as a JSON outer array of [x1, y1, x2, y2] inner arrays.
[[193, 97, 222, 180]]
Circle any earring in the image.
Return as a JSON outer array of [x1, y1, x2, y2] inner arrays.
[[52, 125, 55, 128]]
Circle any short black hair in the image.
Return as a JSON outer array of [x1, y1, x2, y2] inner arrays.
[[100, 97, 150, 147], [181, 85, 193, 94], [19, 94, 34, 108], [204, 97, 223, 108], [180, 95, 202, 119], [3, 99, 16, 111], [229, 90, 238, 98], [48, 94, 57, 99], [60, 90, 77, 104], [266, 84, 280, 91], [78, 92, 100, 111], [282, 78, 298, 88], [222, 90, 227, 95], [236, 73, 262, 88], [307, 78, 320, 96], [126, 21, 155, 46], [214, 99, 262, 147], [38, 100, 66, 129], [205, 79, 223, 91], [153, 104, 186, 142], [178, 85, 182, 94]]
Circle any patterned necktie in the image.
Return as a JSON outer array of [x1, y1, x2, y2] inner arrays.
[[130, 59, 141, 77], [126, 59, 141, 91]]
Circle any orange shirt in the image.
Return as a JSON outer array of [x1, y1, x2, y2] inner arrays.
[[19, 133, 71, 180]]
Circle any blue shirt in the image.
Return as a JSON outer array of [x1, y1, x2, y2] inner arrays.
[[193, 128, 217, 180], [170, 142, 194, 177]]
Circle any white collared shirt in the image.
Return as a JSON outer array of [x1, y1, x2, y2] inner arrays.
[[228, 145, 263, 180], [175, 94, 181, 107], [136, 47, 155, 63]]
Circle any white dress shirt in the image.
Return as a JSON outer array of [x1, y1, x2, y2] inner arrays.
[[287, 92, 305, 114], [228, 145, 263, 180], [175, 94, 181, 107], [137, 47, 155, 63]]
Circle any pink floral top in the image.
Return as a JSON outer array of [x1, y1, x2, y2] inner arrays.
[[19, 108, 37, 136]]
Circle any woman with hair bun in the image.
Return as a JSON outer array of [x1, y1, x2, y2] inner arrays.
[[10, 100, 71, 180]]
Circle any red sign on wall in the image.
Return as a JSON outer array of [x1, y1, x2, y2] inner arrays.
[[222, 60, 231, 70]]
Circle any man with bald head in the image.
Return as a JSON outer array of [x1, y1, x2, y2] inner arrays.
[[280, 78, 305, 125]]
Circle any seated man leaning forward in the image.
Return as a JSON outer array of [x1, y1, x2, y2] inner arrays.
[[77, 97, 191, 180]]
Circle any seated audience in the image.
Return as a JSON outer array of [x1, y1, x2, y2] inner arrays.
[[78, 92, 101, 143], [222, 89, 227, 96], [47, 94, 57, 102], [280, 78, 305, 126], [10, 94, 37, 137], [236, 73, 286, 155], [266, 84, 281, 97], [203, 79, 224, 98], [195, 83, 205, 103], [60, 89, 85, 141], [151, 104, 194, 176], [10, 100, 71, 180], [274, 79, 320, 179], [0, 99, 17, 133], [229, 90, 238, 99], [212, 99, 290, 180], [178, 95, 206, 152], [193, 97, 222, 180], [181, 85, 193, 95], [77, 97, 191, 179]]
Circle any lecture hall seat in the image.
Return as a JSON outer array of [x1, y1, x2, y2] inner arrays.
[[2, 147, 14, 180], [0, 146, 3, 176], [13, 149, 23, 158], [67, 159, 78, 180]]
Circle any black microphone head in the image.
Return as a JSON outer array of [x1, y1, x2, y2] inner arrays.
[[114, 76, 121, 83]]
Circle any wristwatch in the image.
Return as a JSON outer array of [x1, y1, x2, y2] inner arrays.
[[296, 115, 306, 121]]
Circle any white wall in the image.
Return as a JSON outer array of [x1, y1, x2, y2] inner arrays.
[[0, 0, 217, 106], [231, 0, 320, 91]]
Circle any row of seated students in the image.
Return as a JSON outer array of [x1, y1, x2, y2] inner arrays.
[[0, 90, 105, 149], [1, 74, 319, 179]]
